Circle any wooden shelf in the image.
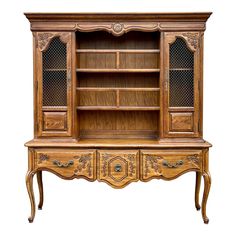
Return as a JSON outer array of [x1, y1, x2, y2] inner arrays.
[[77, 106, 160, 111], [76, 49, 160, 53], [76, 87, 160, 91], [170, 68, 193, 71], [43, 69, 67, 72], [42, 106, 67, 111], [76, 69, 160, 73]]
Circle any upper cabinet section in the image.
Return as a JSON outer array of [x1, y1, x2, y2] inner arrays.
[[24, 12, 211, 32], [35, 32, 72, 137], [163, 32, 201, 138]]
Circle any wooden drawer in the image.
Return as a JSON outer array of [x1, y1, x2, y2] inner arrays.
[[35, 149, 96, 180], [97, 150, 139, 188], [141, 150, 202, 180]]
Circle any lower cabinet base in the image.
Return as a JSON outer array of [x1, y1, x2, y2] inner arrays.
[[26, 147, 211, 224]]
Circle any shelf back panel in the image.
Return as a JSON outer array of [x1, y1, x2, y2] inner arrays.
[[77, 73, 159, 88], [78, 111, 159, 139], [76, 31, 160, 49]]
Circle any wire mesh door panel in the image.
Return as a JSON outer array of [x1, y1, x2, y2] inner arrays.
[[42, 37, 67, 107], [163, 32, 200, 138], [169, 37, 194, 108], [36, 32, 72, 137]]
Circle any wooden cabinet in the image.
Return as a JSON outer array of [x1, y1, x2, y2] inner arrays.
[[25, 12, 212, 224]]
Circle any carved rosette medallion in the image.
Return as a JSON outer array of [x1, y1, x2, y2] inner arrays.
[[112, 23, 124, 33]]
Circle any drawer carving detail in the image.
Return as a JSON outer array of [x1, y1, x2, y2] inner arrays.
[[38, 154, 49, 164], [36, 150, 96, 180], [141, 150, 202, 180], [98, 150, 139, 188], [73, 154, 92, 177], [144, 155, 163, 177]]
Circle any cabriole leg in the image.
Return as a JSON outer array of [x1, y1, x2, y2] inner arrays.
[[201, 171, 211, 224], [37, 171, 44, 210], [26, 171, 35, 223], [195, 171, 201, 210]]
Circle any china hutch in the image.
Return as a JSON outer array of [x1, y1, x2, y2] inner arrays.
[[24, 12, 212, 223]]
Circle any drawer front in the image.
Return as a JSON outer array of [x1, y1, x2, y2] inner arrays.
[[141, 150, 202, 180], [36, 149, 96, 180], [98, 150, 139, 188]]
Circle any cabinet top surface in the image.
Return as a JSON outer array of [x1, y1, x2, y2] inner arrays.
[[25, 139, 212, 148], [24, 12, 212, 22]]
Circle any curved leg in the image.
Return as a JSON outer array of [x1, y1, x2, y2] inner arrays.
[[26, 171, 35, 223], [37, 171, 44, 210], [195, 172, 201, 211], [201, 171, 211, 224]]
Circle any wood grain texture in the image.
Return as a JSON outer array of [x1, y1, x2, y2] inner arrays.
[[43, 112, 67, 131]]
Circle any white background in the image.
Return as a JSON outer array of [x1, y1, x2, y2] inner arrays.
[[0, 0, 235, 235]]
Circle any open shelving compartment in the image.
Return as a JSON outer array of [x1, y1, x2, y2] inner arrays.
[[76, 31, 161, 139]]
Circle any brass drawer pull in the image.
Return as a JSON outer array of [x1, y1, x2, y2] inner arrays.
[[162, 160, 184, 168], [53, 160, 74, 168], [114, 164, 122, 172]]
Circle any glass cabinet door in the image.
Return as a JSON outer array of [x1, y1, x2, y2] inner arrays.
[[163, 32, 201, 137], [36, 32, 72, 137]]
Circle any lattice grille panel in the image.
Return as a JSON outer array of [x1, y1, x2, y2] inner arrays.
[[42, 37, 67, 106], [43, 71, 67, 106], [169, 37, 194, 107], [169, 70, 194, 107], [170, 38, 194, 69], [43, 37, 67, 69]]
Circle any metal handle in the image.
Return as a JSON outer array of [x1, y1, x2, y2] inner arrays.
[[114, 164, 122, 172], [53, 160, 74, 168], [162, 160, 183, 168]]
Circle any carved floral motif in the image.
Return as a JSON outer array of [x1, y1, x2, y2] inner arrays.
[[182, 32, 199, 50], [101, 153, 109, 177], [187, 154, 200, 168], [74, 154, 92, 176], [36, 32, 70, 51], [38, 154, 49, 164], [127, 154, 136, 177], [144, 155, 163, 177]]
